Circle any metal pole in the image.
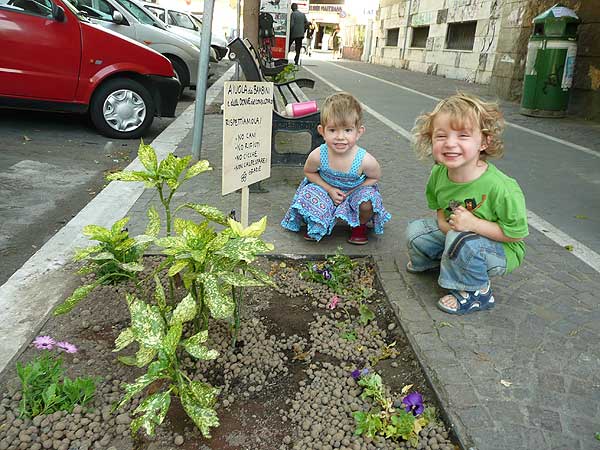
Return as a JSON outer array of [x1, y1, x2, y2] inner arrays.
[[191, 0, 216, 160], [235, 0, 241, 80]]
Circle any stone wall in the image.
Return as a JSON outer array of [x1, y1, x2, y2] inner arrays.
[[369, 0, 600, 120]]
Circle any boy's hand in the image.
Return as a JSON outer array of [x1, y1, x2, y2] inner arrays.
[[448, 206, 478, 232], [328, 188, 346, 205]]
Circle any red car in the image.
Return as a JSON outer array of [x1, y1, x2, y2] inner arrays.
[[0, 0, 180, 138]]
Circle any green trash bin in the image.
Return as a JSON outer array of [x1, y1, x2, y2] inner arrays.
[[520, 3, 580, 118]]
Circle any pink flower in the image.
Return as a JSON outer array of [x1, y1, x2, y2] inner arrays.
[[33, 336, 55, 350], [56, 341, 78, 354], [327, 295, 340, 310]]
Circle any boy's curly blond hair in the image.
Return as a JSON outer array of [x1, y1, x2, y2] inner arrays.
[[320, 92, 363, 128], [412, 93, 505, 160]]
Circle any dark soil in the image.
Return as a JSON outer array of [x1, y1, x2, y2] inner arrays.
[[0, 256, 459, 450]]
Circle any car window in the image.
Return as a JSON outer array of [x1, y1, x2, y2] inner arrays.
[[76, 0, 113, 20], [145, 4, 164, 21], [190, 14, 202, 30], [168, 10, 195, 30], [2, 0, 53, 17], [115, 0, 154, 25]]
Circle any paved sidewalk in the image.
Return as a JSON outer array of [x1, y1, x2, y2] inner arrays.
[[126, 63, 600, 450]]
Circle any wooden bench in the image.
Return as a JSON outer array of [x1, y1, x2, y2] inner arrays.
[[227, 37, 323, 166], [243, 38, 288, 78]]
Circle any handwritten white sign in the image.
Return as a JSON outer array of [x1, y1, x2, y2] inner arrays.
[[222, 81, 273, 195]]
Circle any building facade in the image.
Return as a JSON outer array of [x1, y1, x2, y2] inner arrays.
[[369, 0, 599, 120]]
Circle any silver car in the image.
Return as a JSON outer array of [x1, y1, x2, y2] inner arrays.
[[75, 0, 201, 91], [143, 3, 228, 61]]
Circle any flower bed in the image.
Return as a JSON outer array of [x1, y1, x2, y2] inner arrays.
[[0, 144, 458, 450]]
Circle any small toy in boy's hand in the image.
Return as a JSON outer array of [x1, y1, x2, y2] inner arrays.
[[447, 200, 461, 212]]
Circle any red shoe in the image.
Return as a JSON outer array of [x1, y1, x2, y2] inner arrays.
[[348, 224, 368, 245], [304, 232, 317, 242]]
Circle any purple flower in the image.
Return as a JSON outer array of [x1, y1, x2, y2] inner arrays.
[[56, 341, 78, 354], [321, 269, 332, 280], [312, 264, 319, 272], [351, 367, 370, 380], [402, 391, 424, 416], [33, 336, 55, 350]]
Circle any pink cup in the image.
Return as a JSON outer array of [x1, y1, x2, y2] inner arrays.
[[285, 100, 318, 117]]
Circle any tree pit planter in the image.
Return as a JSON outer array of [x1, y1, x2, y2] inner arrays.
[[0, 255, 459, 450]]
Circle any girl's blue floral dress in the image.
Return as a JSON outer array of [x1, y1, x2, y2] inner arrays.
[[281, 144, 391, 241]]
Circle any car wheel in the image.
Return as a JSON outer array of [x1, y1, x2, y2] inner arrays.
[[90, 78, 155, 139], [168, 58, 189, 96]]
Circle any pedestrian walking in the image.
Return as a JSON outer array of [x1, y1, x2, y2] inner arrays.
[[289, 2, 308, 65], [281, 92, 392, 244], [406, 93, 529, 315], [331, 24, 342, 59], [306, 18, 318, 56]]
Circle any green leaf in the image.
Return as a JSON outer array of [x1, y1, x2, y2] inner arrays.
[[564, 244, 574, 251], [138, 141, 158, 173], [170, 293, 197, 325], [158, 153, 191, 184], [216, 237, 274, 263], [73, 244, 103, 262], [200, 274, 234, 320], [106, 170, 152, 183], [162, 323, 182, 356], [117, 355, 138, 366], [188, 380, 219, 406], [153, 275, 166, 311], [358, 304, 375, 325], [135, 346, 158, 367], [118, 262, 144, 272], [111, 217, 130, 235], [113, 327, 135, 352], [244, 265, 275, 286], [129, 297, 165, 349], [115, 372, 163, 411], [53, 276, 107, 315], [88, 252, 116, 261], [131, 390, 171, 436], [114, 237, 137, 253], [168, 259, 189, 277], [218, 271, 266, 287], [180, 385, 219, 438], [184, 160, 212, 180], [145, 206, 161, 238], [177, 203, 228, 226], [182, 330, 218, 361], [82, 225, 111, 242], [155, 236, 183, 249], [227, 216, 267, 237]]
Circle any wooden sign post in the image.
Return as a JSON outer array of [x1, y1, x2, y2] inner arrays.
[[222, 81, 273, 227]]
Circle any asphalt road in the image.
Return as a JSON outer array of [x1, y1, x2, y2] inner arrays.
[[0, 62, 231, 285]]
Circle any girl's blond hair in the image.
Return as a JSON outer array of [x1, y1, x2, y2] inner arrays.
[[412, 93, 505, 160], [320, 92, 363, 128]]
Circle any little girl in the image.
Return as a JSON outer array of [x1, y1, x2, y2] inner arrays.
[[406, 93, 528, 315], [281, 92, 391, 244]]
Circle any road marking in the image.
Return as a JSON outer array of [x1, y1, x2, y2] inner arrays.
[[321, 62, 600, 159], [303, 65, 600, 274], [0, 65, 236, 374]]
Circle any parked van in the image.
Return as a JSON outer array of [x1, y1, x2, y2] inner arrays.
[[73, 0, 202, 92], [143, 3, 228, 60], [0, 0, 180, 138]]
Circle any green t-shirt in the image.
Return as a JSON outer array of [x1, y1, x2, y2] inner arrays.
[[426, 163, 529, 273]]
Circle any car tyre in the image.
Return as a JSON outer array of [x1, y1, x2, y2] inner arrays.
[[90, 78, 155, 139], [168, 58, 189, 97]]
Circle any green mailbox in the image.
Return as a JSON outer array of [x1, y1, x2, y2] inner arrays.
[[520, 3, 580, 117]]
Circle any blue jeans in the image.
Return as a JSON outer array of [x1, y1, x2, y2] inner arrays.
[[406, 218, 507, 292]]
